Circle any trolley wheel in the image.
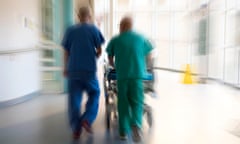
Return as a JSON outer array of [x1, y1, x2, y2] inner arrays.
[[144, 104, 153, 128], [106, 109, 111, 130], [105, 97, 112, 130]]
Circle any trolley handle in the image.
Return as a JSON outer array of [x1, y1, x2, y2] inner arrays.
[[107, 69, 154, 81]]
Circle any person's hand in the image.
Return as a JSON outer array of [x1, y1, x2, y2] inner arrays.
[[63, 68, 68, 78], [96, 47, 102, 58], [96, 52, 101, 58]]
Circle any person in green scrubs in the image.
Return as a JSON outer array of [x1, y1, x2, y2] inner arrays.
[[106, 16, 153, 142]]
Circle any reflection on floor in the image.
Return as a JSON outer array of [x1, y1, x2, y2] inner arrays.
[[0, 70, 240, 144]]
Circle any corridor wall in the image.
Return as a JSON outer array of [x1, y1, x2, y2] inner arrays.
[[0, 0, 41, 103]]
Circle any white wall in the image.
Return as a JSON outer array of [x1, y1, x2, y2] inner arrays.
[[0, 0, 41, 51], [0, 0, 41, 101], [0, 52, 40, 101]]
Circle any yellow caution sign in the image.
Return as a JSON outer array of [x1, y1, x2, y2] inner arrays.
[[183, 64, 193, 84]]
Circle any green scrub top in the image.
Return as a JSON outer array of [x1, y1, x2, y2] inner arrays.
[[106, 31, 153, 80]]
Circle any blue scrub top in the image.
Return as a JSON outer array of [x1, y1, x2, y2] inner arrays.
[[62, 23, 105, 78]]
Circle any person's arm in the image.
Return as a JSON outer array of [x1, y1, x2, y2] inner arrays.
[[146, 52, 153, 70], [61, 27, 71, 78], [144, 39, 154, 70], [93, 26, 105, 58], [106, 37, 116, 68], [96, 47, 102, 58], [63, 50, 69, 77], [108, 56, 114, 68]]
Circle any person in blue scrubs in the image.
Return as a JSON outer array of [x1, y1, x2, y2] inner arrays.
[[61, 7, 105, 140]]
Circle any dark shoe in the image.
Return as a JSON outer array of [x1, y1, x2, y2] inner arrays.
[[82, 120, 93, 134], [72, 130, 81, 140], [131, 125, 142, 143], [119, 133, 127, 140]]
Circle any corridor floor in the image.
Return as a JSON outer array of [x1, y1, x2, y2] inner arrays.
[[0, 71, 240, 144]]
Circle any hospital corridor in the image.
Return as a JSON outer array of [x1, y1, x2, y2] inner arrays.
[[0, 0, 240, 144]]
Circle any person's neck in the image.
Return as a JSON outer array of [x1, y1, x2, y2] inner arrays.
[[80, 19, 89, 24], [80, 21, 88, 24], [121, 29, 131, 34]]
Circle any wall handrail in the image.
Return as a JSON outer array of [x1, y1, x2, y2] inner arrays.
[[0, 47, 39, 55], [0, 41, 62, 55]]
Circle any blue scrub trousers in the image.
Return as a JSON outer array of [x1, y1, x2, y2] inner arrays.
[[68, 73, 100, 132]]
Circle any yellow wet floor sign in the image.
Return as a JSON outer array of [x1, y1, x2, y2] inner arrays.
[[183, 64, 193, 84]]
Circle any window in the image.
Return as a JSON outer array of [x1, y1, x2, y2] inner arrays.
[[226, 10, 237, 46], [208, 12, 225, 50], [42, 0, 54, 40], [172, 0, 188, 11], [134, 13, 153, 37], [155, 13, 170, 40], [209, 0, 225, 11], [103, 0, 240, 85], [156, 0, 170, 11], [224, 48, 238, 84], [116, 0, 131, 11]]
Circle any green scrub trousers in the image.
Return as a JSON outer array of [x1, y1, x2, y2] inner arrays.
[[117, 79, 144, 135], [106, 31, 153, 135]]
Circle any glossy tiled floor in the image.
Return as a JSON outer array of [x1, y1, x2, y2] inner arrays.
[[0, 70, 240, 144]]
